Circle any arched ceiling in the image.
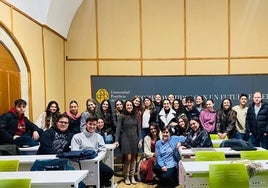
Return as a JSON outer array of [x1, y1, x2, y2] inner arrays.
[[5, 0, 83, 38]]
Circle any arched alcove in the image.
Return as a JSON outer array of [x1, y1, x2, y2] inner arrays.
[[0, 25, 29, 116]]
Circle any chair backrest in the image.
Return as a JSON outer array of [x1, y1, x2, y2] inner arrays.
[[0, 179, 31, 188], [0, 160, 19, 171], [240, 150, 268, 160], [195, 151, 225, 161], [210, 134, 226, 148], [209, 163, 249, 188]]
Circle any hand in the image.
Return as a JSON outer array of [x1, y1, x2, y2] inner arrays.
[[114, 142, 119, 147], [138, 140, 142, 149], [161, 166, 167, 172], [13, 135, 20, 140], [32, 131, 39, 140]]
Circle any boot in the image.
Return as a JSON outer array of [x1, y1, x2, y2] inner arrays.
[[130, 161, 137, 184], [123, 163, 131, 185]]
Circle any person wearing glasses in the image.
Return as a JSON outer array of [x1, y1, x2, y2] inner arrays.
[[37, 113, 73, 154]]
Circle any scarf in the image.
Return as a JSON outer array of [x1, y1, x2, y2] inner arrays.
[[66, 111, 81, 120], [9, 107, 25, 136]]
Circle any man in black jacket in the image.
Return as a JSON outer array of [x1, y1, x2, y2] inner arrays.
[[0, 99, 41, 147], [246, 91, 268, 149]]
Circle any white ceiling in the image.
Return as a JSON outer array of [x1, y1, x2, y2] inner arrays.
[[5, 0, 83, 38]]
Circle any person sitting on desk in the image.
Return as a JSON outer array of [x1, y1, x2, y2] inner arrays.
[[37, 113, 73, 154], [0, 99, 41, 147], [181, 116, 212, 148], [71, 115, 114, 188]]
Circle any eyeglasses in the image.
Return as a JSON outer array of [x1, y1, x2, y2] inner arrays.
[[58, 121, 69, 125]]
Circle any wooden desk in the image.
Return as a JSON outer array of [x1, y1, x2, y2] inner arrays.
[[181, 160, 268, 188], [0, 170, 88, 188]]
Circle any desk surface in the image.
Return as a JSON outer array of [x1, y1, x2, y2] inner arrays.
[[180, 147, 266, 156], [182, 160, 268, 173], [0, 154, 57, 163], [0, 170, 88, 187]]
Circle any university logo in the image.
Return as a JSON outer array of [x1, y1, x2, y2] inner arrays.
[[96, 89, 109, 103]]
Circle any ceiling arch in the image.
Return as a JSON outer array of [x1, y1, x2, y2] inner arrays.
[[5, 0, 83, 38]]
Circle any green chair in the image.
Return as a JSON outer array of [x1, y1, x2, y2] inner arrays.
[[240, 150, 268, 160], [0, 160, 19, 171], [0, 179, 31, 188], [209, 163, 249, 188], [195, 151, 225, 161], [192, 151, 226, 177], [210, 134, 227, 148]]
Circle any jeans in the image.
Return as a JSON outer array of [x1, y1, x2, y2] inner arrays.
[[104, 134, 114, 144], [249, 134, 268, 149], [236, 132, 249, 141]]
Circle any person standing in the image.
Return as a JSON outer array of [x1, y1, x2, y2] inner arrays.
[[114, 100, 142, 185], [99, 99, 114, 144], [199, 99, 217, 133], [63, 100, 81, 135], [184, 96, 200, 121], [153, 93, 163, 124], [158, 99, 177, 129], [246, 91, 268, 149], [216, 98, 237, 139], [80, 99, 99, 132], [35, 100, 60, 130], [232, 94, 249, 141]]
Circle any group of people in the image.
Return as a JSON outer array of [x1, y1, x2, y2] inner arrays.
[[0, 90, 267, 188]]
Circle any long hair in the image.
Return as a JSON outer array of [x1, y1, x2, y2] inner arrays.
[[45, 100, 60, 129]]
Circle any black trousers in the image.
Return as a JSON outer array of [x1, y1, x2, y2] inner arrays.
[[100, 162, 114, 187]]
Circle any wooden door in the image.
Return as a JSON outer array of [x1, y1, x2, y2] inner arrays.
[[0, 43, 21, 115]]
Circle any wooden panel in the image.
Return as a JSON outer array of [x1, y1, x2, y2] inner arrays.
[[98, 0, 140, 58], [231, 0, 268, 56], [0, 44, 21, 115], [142, 0, 184, 58], [0, 44, 19, 71], [186, 0, 228, 57], [9, 72, 21, 105], [0, 72, 9, 115]]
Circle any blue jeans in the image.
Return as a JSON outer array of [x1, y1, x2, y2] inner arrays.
[[249, 134, 268, 149], [104, 134, 114, 144], [236, 132, 249, 141]]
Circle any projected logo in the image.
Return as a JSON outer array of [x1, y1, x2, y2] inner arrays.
[[96, 89, 109, 104]]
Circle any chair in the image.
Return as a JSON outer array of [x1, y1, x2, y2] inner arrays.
[[0, 178, 31, 188], [195, 151, 225, 161], [210, 134, 226, 148], [192, 151, 225, 177], [0, 160, 19, 171], [209, 163, 249, 188], [240, 150, 268, 160]]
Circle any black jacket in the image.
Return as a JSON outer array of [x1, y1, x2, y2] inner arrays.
[[183, 128, 212, 148], [246, 102, 268, 135], [0, 111, 40, 144]]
